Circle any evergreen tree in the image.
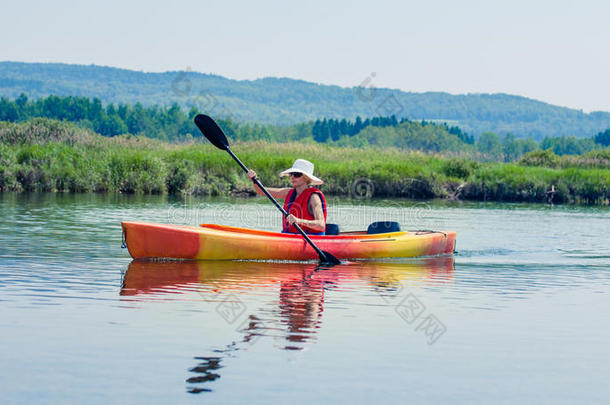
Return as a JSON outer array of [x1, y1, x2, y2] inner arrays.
[[314, 118, 330, 142], [0, 97, 19, 121], [594, 129, 610, 146], [353, 116, 363, 135], [117, 104, 128, 120]]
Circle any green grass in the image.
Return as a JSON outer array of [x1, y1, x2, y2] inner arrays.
[[1, 119, 609, 205]]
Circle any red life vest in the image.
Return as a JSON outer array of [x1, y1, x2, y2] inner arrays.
[[282, 187, 327, 234]]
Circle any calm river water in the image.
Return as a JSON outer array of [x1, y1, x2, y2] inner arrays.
[[1, 193, 609, 403]]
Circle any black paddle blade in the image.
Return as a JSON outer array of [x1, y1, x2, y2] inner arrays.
[[194, 114, 229, 150], [320, 250, 342, 266]]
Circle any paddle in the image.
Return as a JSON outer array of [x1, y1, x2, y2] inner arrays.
[[194, 114, 341, 266]]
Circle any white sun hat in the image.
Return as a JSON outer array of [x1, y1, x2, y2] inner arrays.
[[279, 159, 323, 185]]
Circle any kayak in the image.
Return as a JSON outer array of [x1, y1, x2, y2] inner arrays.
[[121, 221, 456, 261]]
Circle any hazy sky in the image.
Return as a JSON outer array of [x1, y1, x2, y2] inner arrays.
[[2, 0, 609, 111]]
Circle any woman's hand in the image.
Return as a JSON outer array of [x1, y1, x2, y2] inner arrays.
[[286, 214, 298, 225], [247, 169, 257, 180]]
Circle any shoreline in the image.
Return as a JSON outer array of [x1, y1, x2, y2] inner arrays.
[[1, 120, 608, 206], [1, 178, 607, 206]]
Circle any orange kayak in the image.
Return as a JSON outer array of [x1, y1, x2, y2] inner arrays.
[[121, 222, 456, 261]]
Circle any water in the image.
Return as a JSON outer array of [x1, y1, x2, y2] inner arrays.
[[1, 193, 609, 403]]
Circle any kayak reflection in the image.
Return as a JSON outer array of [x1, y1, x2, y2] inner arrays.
[[121, 257, 455, 298], [120, 258, 454, 393], [121, 259, 455, 345]]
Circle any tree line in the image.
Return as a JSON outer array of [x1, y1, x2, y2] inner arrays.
[[0, 94, 608, 161], [0, 94, 197, 140]]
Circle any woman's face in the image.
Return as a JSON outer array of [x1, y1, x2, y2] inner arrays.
[[289, 172, 309, 187]]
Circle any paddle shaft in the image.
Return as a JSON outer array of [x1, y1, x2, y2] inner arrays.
[[224, 148, 333, 262]]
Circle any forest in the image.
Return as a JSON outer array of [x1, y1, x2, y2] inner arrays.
[[1, 94, 609, 162]]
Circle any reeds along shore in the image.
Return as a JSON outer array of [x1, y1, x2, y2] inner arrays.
[[1, 119, 609, 205]]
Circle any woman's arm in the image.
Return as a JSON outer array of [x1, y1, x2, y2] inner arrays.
[[247, 169, 290, 199]]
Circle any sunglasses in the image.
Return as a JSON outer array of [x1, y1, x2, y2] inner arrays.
[[289, 172, 303, 178]]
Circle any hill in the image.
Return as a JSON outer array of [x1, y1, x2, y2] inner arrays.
[[2, 61, 610, 139]]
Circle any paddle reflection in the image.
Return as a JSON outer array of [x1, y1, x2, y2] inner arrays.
[[186, 356, 222, 394], [120, 257, 454, 392]]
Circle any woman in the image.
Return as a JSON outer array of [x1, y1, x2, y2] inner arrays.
[[247, 159, 327, 235]]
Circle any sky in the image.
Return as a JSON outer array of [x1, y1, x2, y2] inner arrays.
[[2, 0, 609, 112]]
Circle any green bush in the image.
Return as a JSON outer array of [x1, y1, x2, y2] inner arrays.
[[166, 160, 193, 194], [519, 149, 561, 168], [441, 158, 479, 179], [109, 152, 166, 193]]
